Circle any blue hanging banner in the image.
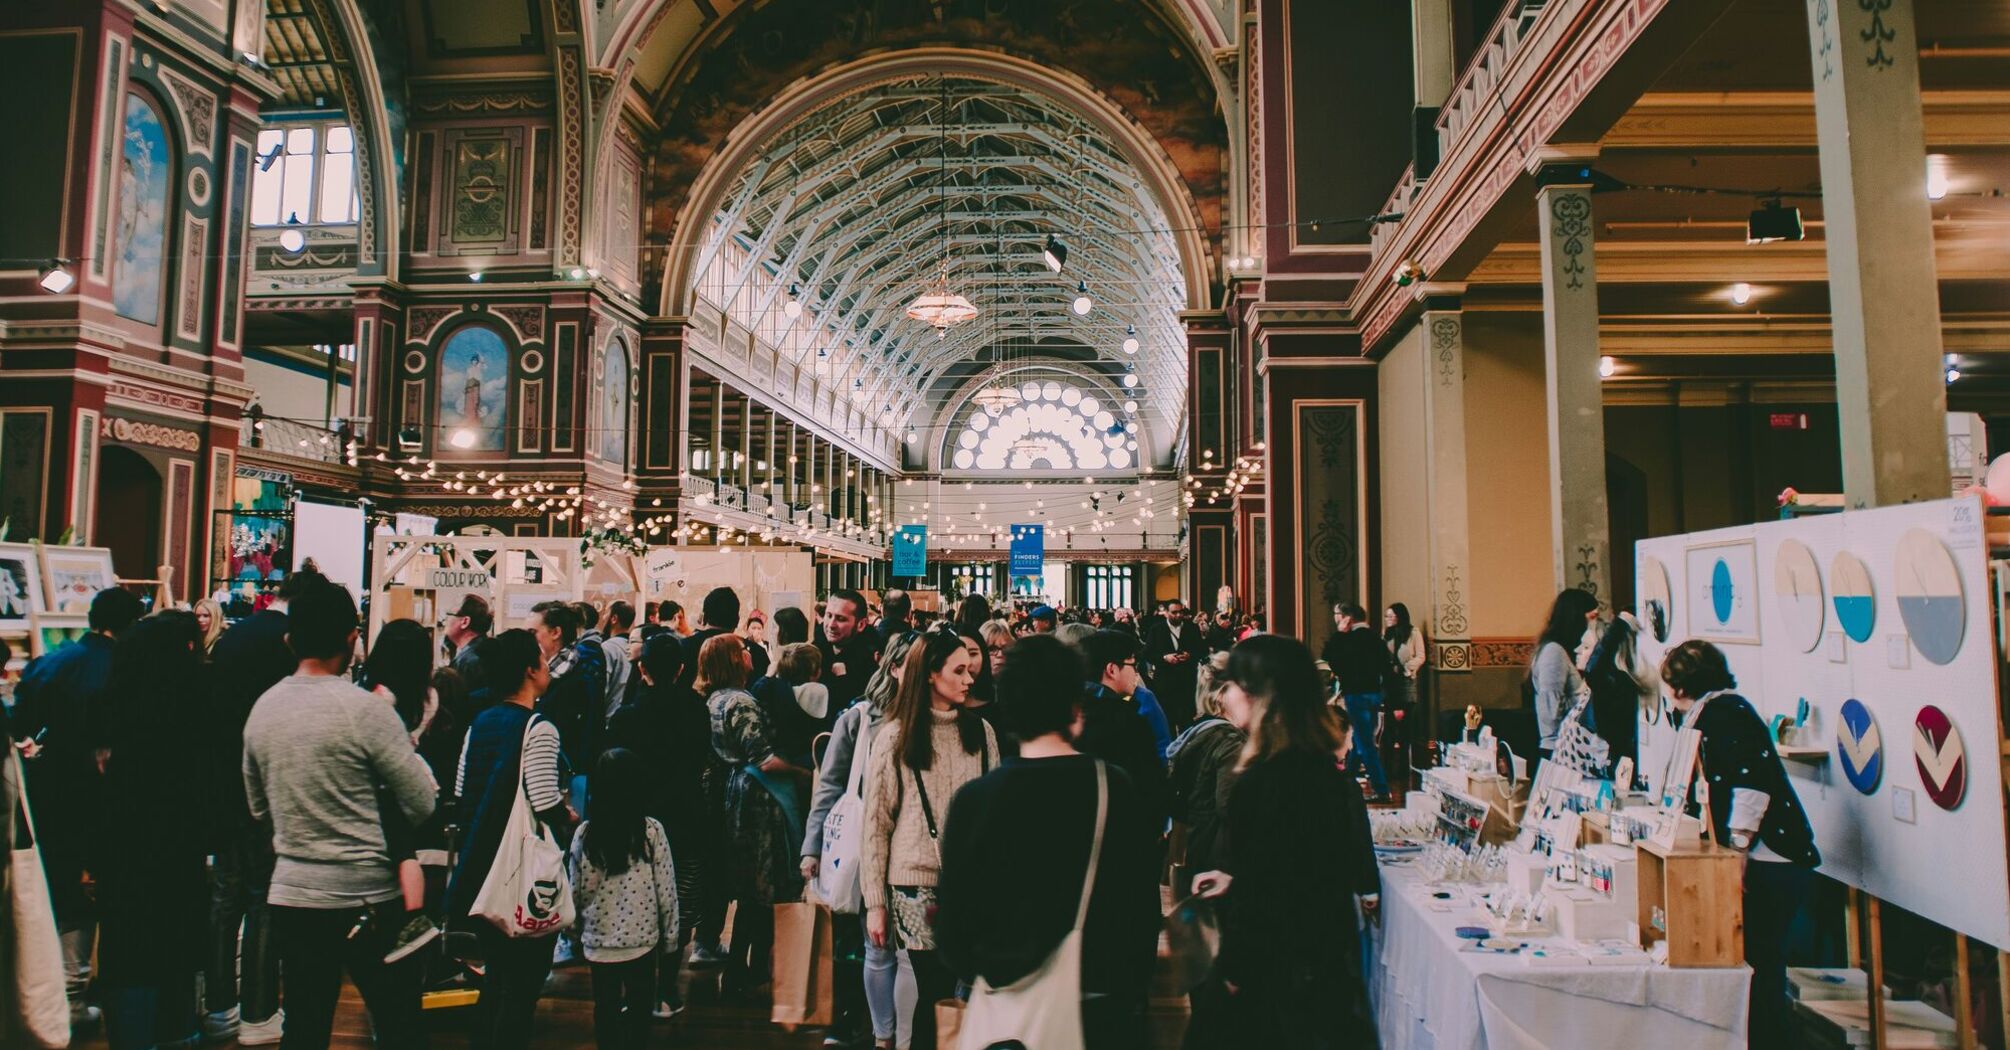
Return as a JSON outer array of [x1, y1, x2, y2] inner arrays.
[[1009, 523, 1045, 578], [892, 525, 928, 577]]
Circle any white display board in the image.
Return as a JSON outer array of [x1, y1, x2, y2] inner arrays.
[[293, 500, 366, 593], [644, 547, 812, 627], [1635, 496, 2009, 948]]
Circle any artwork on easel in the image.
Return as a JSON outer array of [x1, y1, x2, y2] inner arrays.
[[1685, 540, 1759, 644], [0, 542, 42, 634], [29, 611, 89, 656], [40, 547, 116, 614]]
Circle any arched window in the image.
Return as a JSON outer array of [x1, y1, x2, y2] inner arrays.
[[948, 379, 1140, 472], [113, 91, 173, 325], [437, 324, 509, 452], [598, 340, 630, 467]]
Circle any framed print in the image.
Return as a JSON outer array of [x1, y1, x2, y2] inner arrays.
[[40, 546, 117, 613], [0, 542, 42, 633], [30, 611, 89, 656], [1685, 540, 1760, 644]]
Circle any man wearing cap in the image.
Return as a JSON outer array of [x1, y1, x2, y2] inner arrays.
[[1027, 604, 1058, 633]]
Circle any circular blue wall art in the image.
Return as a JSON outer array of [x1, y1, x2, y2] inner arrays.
[[1835, 698, 1882, 794]]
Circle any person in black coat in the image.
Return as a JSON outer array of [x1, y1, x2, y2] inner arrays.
[[1661, 640, 1818, 1047], [936, 634, 1161, 1048], [1141, 601, 1209, 728], [1188, 635, 1378, 1050], [676, 586, 741, 692], [98, 611, 211, 1050], [816, 589, 880, 710]]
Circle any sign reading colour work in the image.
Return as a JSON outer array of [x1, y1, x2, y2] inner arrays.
[[1634, 496, 2008, 948], [892, 525, 928, 577], [1009, 523, 1044, 578]]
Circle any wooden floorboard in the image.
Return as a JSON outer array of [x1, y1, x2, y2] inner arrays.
[[76, 965, 1192, 1049]]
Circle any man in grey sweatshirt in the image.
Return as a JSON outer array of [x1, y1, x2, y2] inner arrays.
[[243, 581, 436, 1050]]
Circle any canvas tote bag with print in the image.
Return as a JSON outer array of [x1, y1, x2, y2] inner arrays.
[[815, 714, 874, 913], [958, 760, 1108, 1050], [9, 747, 70, 1048], [470, 717, 575, 937]]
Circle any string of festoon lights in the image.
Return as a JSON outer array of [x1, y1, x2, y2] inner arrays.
[[1182, 442, 1267, 509], [889, 475, 1172, 547]]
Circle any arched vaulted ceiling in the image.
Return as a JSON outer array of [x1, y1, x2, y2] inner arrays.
[[688, 73, 1187, 456]]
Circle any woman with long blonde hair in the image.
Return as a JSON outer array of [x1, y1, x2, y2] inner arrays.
[[1187, 635, 1378, 1049], [192, 598, 226, 655], [860, 629, 996, 1049]]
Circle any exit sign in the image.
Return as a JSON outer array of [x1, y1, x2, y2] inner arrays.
[[1770, 413, 1810, 430]]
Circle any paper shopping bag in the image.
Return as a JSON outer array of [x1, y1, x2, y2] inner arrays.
[[770, 900, 834, 1030], [935, 998, 965, 1048], [9, 749, 71, 1048]]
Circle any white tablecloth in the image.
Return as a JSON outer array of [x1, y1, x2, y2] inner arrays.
[[1368, 863, 1750, 1050]]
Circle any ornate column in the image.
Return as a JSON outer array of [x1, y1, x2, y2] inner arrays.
[[1420, 290, 1473, 678], [709, 381, 725, 489], [765, 409, 779, 514], [1536, 160, 1612, 602], [1805, 0, 1949, 506], [738, 394, 754, 498]]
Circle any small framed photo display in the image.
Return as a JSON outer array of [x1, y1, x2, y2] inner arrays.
[[30, 611, 90, 656], [0, 542, 43, 633], [40, 547, 117, 613]]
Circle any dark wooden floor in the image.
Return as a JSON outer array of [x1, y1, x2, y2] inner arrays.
[[76, 960, 1192, 1049]]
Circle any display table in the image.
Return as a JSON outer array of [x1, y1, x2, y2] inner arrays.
[[1368, 861, 1751, 1050]]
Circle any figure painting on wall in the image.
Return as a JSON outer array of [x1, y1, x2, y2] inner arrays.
[[438, 324, 509, 450], [600, 341, 629, 467], [114, 91, 172, 325]]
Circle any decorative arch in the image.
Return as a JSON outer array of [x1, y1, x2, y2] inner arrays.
[[433, 321, 514, 454], [660, 48, 1214, 319], [112, 87, 176, 328], [932, 364, 1148, 475]]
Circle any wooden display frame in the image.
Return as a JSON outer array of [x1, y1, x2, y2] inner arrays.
[[1635, 839, 1744, 969]]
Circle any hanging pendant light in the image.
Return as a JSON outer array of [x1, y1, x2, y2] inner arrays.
[[905, 78, 979, 333]]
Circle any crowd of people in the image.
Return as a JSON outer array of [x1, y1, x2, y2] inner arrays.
[[0, 576, 1469, 1050]]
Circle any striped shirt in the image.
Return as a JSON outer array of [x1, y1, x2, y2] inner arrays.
[[455, 715, 565, 813]]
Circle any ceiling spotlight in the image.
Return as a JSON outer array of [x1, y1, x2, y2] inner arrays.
[[1746, 199, 1804, 244], [1042, 234, 1068, 273], [1599, 355, 1617, 379], [784, 283, 803, 319], [469, 270, 484, 283], [1927, 158, 1949, 201], [1122, 325, 1139, 354], [1730, 282, 1752, 306], [278, 227, 306, 253], [566, 266, 586, 280], [449, 427, 477, 449], [37, 259, 75, 294], [905, 429, 918, 445], [1946, 354, 1961, 384], [1071, 280, 1093, 316]]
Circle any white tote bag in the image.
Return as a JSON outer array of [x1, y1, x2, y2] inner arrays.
[[8, 748, 71, 1048], [470, 718, 575, 937], [815, 716, 872, 914], [959, 760, 1107, 1050]]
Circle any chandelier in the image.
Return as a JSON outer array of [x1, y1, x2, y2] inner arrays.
[[972, 385, 1021, 416], [906, 278, 979, 330], [904, 78, 979, 333], [1010, 435, 1051, 460]]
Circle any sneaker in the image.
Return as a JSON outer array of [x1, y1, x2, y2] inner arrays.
[[237, 1011, 284, 1046], [200, 1007, 240, 1043], [687, 942, 727, 967], [383, 914, 442, 964], [69, 1004, 102, 1034], [651, 1000, 685, 1021]]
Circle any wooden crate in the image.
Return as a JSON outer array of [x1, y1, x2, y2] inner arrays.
[[1636, 839, 1745, 968]]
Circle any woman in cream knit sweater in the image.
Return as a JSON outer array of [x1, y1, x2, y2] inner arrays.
[[862, 628, 998, 1050]]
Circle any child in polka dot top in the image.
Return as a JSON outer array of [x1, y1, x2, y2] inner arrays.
[[570, 748, 679, 1050]]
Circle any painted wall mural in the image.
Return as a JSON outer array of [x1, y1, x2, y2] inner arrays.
[[437, 324, 509, 451], [114, 91, 173, 325], [600, 340, 630, 467]]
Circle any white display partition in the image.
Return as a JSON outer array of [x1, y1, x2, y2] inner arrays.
[[368, 534, 592, 649], [1634, 495, 2009, 949], [643, 547, 813, 628]]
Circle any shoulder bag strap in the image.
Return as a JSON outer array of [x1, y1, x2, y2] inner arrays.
[[1071, 760, 1108, 933], [847, 715, 873, 798], [913, 765, 940, 841]]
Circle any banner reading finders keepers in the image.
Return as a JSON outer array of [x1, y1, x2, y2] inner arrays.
[[1009, 523, 1044, 578]]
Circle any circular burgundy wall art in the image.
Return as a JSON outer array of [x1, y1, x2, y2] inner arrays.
[[1912, 704, 1967, 811]]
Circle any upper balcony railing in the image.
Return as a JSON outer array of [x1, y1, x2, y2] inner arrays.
[[240, 415, 349, 465]]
